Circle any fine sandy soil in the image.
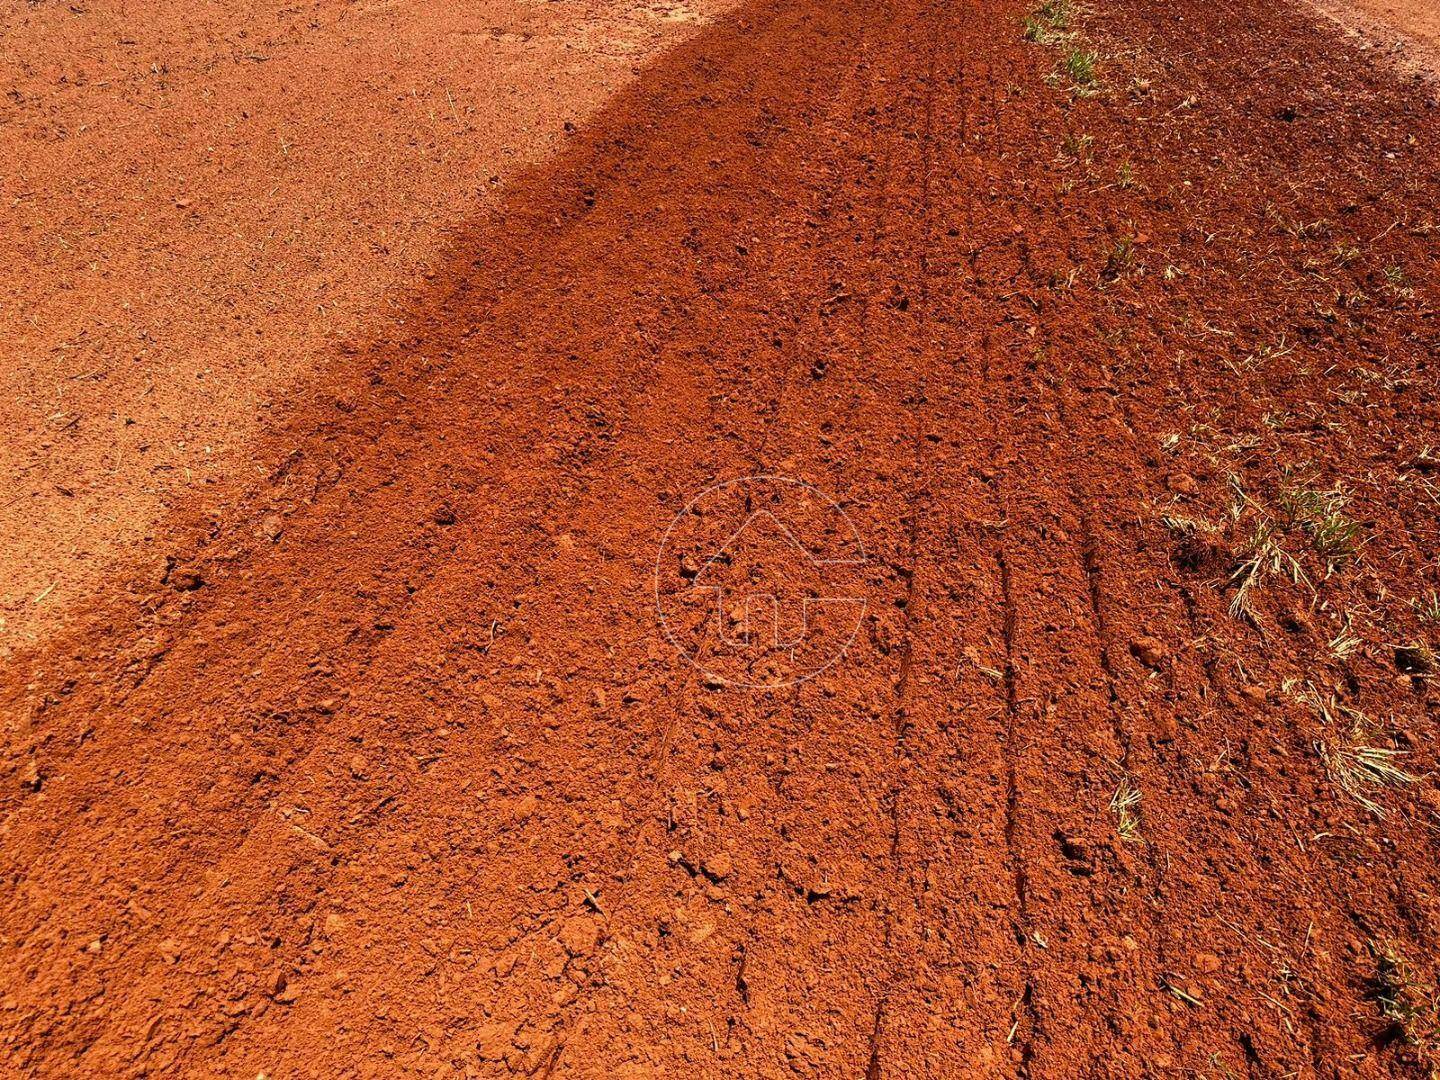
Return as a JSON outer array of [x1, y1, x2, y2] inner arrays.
[[4, 0, 1440, 1076], [1307, 0, 1440, 82], [0, 0, 731, 654], [1344, 0, 1440, 58]]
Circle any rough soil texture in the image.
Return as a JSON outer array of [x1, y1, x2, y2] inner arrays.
[[0, 0, 731, 652], [4, 0, 1440, 1076]]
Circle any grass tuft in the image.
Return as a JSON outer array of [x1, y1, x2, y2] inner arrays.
[[1109, 775, 1143, 841], [1101, 236, 1134, 281], [1063, 45, 1099, 86], [1309, 509, 1366, 568], [1384, 263, 1416, 300], [1410, 590, 1440, 626], [1227, 521, 1307, 623], [1368, 941, 1439, 1057], [1291, 685, 1416, 817], [1327, 615, 1362, 660], [1060, 130, 1094, 164], [1277, 476, 1365, 570], [1023, 0, 1072, 42]]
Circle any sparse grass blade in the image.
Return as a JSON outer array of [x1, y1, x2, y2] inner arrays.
[[1063, 45, 1098, 86], [1109, 775, 1143, 841], [1276, 475, 1367, 570], [1368, 941, 1440, 1058], [1412, 590, 1440, 625], [1292, 685, 1417, 817]]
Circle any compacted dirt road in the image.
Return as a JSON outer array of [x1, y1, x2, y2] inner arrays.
[[4, 0, 1440, 1076]]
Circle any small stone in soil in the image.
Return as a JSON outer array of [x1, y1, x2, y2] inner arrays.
[[1129, 635, 1168, 668]]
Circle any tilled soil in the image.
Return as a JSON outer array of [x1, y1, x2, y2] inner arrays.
[[4, 0, 1440, 1076]]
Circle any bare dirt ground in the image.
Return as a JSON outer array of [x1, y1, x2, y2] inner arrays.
[[1352, 0, 1440, 48], [0, 0, 731, 654], [1342, 0, 1440, 56], [1307, 0, 1440, 82], [4, 0, 1440, 1076]]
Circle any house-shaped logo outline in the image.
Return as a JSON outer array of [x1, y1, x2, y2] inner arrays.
[[654, 475, 869, 689]]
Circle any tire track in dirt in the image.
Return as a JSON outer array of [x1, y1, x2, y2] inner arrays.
[[856, 6, 1048, 1071], [994, 547, 1041, 1068], [1033, 274, 1368, 1074], [523, 3, 926, 1071], [922, 65, 1166, 1075], [921, 6, 1319, 1077], [643, 3, 957, 1067], [999, 103, 1335, 1080], [859, 2, 946, 1073], [1027, 251, 1346, 1072], [986, 363, 1175, 1072], [560, 8, 936, 1073], [955, 48, 1057, 1075]]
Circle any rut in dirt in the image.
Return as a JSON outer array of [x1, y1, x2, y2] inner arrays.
[[4, 0, 1440, 1076]]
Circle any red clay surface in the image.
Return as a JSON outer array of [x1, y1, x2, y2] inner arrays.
[[1354, 0, 1440, 47], [0, 0, 728, 652], [1306, 0, 1440, 83], [4, 0, 1440, 1076]]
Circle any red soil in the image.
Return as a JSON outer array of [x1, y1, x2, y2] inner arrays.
[[1356, 0, 1440, 47], [0, 0, 729, 652], [1312, 0, 1440, 76], [4, 0, 1440, 1076]]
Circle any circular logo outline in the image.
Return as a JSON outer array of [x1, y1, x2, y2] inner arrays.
[[653, 475, 868, 690]]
